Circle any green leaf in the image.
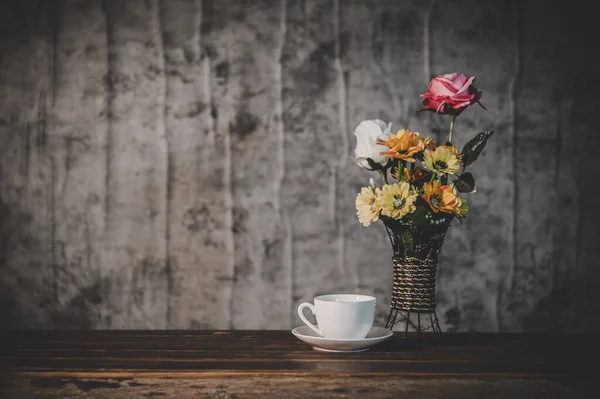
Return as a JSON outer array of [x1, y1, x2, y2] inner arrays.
[[454, 172, 476, 193], [460, 130, 494, 168], [366, 158, 384, 170], [414, 151, 425, 162], [409, 206, 428, 225], [400, 230, 414, 256]]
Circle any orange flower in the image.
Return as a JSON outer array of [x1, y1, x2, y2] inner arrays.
[[410, 166, 428, 183], [394, 166, 429, 183], [403, 167, 411, 181], [377, 129, 425, 162], [423, 137, 437, 152], [421, 181, 461, 214]]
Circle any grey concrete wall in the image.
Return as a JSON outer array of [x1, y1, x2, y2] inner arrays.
[[1, 0, 598, 331]]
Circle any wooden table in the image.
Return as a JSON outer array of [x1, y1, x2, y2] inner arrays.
[[0, 330, 597, 398]]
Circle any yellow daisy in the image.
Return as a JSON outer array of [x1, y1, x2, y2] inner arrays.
[[421, 181, 461, 214], [422, 145, 461, 175], [377, 129, 425, 162], [356, 187, 381, 226], [380, 182, 418, 220]]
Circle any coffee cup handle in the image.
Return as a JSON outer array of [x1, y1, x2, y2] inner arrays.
[[297, 302, 322, 337]]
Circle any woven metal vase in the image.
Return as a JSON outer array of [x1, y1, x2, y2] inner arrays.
[[382, 216, 450, 313]]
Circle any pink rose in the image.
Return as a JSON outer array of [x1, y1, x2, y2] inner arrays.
[[420, 73, 483, 115]]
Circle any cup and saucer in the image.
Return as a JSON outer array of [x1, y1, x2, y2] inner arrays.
[[291, 294, 393, 352]]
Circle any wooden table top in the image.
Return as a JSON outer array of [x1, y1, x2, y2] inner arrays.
[[0, 330, 598, 398], [0, 330, 598, 377]]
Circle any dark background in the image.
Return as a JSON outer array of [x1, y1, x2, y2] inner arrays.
[[1, 0, 598, 332]]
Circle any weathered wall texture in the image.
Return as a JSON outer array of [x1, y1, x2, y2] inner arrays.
[[1, 0, 598, 331]]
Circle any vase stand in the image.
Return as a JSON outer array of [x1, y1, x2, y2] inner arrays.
[[384, 308, 442, 339]]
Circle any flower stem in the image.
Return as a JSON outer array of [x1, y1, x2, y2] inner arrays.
[[448, 115, 455, 145], [378, 169, 388, 185], [429, 172, 437, 183], [398, 160, 403, 181]]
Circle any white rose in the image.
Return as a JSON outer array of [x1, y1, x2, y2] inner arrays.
[[354, 119, 392, 170]]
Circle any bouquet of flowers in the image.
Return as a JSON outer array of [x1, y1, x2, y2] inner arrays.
[[354, 72, 493, 230], [353, 72, 494, 327]]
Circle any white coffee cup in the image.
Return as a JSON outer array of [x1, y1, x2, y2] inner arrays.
[[297, 294, 376, 340]]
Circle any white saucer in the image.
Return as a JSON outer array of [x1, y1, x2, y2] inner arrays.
[[291, 326, 393, 352]]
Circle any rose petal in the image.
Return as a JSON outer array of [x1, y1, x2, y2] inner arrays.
[[383, 122, 392, 135], [454, 75, 476, 96], [355, 120, 383, 141], [428, 78, 456, 96], [371, 143, 389, 163], [437, 79, 461, 95], [373, 119, 388, 132], [451, 100, 474, 109], [422, 96, 444, 110], [356, 158, 370, 169], [440, 72, 458, 82], [452, 73, 469, 89], [450, 92, 475, 102], [353, 119, 392, 168]]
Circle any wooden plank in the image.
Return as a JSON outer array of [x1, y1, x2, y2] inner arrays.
[[101, 0, 168, 328], [0, 0, 55, 328], [160, 0, 234, 329], [2, 359, 592, 376], [0, 331, 597, 377], [0, 360, 590, 375], [203, 0, 291, 328], [0, 347, 563, 359], [428, 0, 517, 332], [0, 330, 597, 359], [44, 0, 109, 329], [1, 376, 589, 399], [0, 335, 578, 355], [282, 0, 352, 329]]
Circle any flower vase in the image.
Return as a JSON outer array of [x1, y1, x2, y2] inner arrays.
[[381, 216, 451, 336]]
